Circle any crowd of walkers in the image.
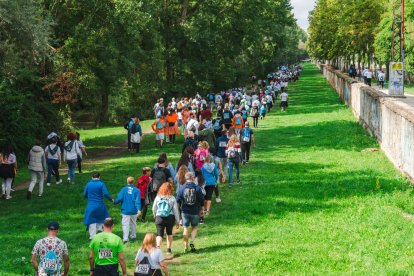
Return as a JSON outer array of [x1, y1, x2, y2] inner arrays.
[[1, 65, 301, 275]]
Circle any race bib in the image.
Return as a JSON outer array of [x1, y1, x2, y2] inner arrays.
[[219, 142, 227, 147], [243, 137, 250, 142], [98, 248, 113, 259], [136, 264, 150, 274], [42, 259, 57, 270]]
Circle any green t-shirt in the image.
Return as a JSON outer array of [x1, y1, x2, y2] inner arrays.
[[89, 232, 123, 266]]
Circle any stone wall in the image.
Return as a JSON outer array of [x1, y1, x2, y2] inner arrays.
[[318, 63, 414, 181]]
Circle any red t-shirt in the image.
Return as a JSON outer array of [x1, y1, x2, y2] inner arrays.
[[136, 175, 150, 199]]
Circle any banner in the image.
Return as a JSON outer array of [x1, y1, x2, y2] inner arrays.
[[389, 62, 404, 96]]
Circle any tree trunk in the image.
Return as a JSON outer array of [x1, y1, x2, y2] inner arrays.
[[97, 91, 109, 127]]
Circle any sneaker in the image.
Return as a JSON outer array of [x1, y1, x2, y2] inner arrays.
[[183, 247, 189, 254], [205, 211, 210, 216], [199, 218, 204, 224], [6, 195, 12, 200], [10, 188, 15, 192], [71, 182, 75, 185], [67, 177, 71, 183], [26, 191, 32, 200], [246, 160, 249, 164], [38, 194, 42, 197], [123, 240, 128, 244], [56, 179, 62, 185], [190, 242, 196, 253], [216, 197, 221, 203], [46, 183, 51, 187], [237, 180, 241, 184], [167, 248, 172, 255]]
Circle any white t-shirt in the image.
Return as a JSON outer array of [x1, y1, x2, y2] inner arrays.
[[45, 144, 61, 160], [135, 248, 164, 270], [281, 92, 288, 102], [366, 71, 373, 79], [64, 140, 81, 161]]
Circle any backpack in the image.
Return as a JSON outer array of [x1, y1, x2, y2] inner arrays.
[[208, 93, 214, 101], [242, 128, 251, 143], [48, 145, 59, 156], [250, 108, 258, 117], [156, 107, 163, 117], [40, 250, 60, 275], [156, 120, 163, 130], [183, 187, 197, 206], [235, 115, 242, 126], [379, 75, 384, 81], [135, 254, 153, 276], [223, 111, 230, 120], [150, 168, 166, 194], [241, 110, 248, 120], [213, 119, 222, 131], [227, 147, 239, 159], [64, 141, 75, 152], [156, 197, 172, 217]]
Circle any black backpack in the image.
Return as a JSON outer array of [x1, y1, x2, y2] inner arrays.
[[135, 255, 154, 276], [150, 168, 167, 194]]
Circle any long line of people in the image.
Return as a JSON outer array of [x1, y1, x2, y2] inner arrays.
[[2, 65, 302, 275]]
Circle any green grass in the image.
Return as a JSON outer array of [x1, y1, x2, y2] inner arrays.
[[3, 63, 414, 275]]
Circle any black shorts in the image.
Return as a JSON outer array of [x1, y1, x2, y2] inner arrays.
[[94, 264, 119, 276], [204, 185, 215, 200], [155, 215, 175, 237], [280, 101, 288, 108]]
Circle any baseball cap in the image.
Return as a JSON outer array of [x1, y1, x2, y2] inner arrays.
[[48, 221, 60, 230]]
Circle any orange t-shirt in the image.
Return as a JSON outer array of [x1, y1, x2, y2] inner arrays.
[[166, 113, 178, 123]]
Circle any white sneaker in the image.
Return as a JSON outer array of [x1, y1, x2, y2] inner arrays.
[[56, 180, 62, 185], [6, 195, 12, 200], [67, 177, 71, 182], [46, 183, 51, 186], [216, 197, 221, 203]]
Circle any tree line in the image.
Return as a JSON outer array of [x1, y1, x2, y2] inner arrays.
[[307, 0, 414, 79], [0, 0, 306, 159]]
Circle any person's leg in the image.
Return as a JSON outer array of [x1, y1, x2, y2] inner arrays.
[[228, 160, 233, 186], [214, 185, 220, 198], [172, 134, 176, 144], [155, 217, 165, 247], [121, 214, 130, 242], [71, 159, 77, 183], [38, 171, 44, 196], [53, 159, 61, 183], [141, 199, 147, 220], [136, 143, 140, 153], [245, 143, 251, 162], [235, 161, 240, 182], [241, 143, 247, 163], [28, 170, 37, 193], [166, 215, 174, 251], [130, 215, 137, 239], [89, 223, 97, 239], [47, 159, 53, 184], [77, 155, 82, 173], [183, 227, 189, 250]]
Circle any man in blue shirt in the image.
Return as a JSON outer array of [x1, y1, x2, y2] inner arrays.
[[176, 172, 204, 253], [83, 172, 114, 240], [215, 130, 229, 181], [114, 176, 141, 243]]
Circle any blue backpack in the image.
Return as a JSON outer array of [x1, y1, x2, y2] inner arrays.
[[40, 250, 60, 275], [242, 128, 251, 142], [156, 120, 163, 130], [208, 93, 214, 101], [213, 119, 222, 131], [156, 197, 172, 217], [235, 116, 242, 126]]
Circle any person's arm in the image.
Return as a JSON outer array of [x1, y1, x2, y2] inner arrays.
[[251, 133, 256, 147], [172, 199, 180, 227], [118, 252, 127, 276], [31, 254, 38, 274], [81, 146, 87, 156], [160, 260, 169, 276], [135, 190, 142, 213], [151, 122, 156, 132], [152, 197, 158, 217], [63, 254, 70, 276], [83, 185, 88, 198], [114, 189, 123, 205], [89, 249, 95, 276], [102, 183, 113, 202]]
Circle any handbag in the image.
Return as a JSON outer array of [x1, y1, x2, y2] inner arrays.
[[131, 132, 141, 143]]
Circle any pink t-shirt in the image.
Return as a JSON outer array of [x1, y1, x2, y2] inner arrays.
[[194, 148, 209, 169]]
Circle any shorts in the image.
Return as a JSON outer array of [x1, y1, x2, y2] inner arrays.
[[181, 213, 200, 227], [204, 185, 215, 200], [155, 215, 175, 237], [156, 133, 165, 140], [281, 101, 288, 108], [94, 264, 119, 276]]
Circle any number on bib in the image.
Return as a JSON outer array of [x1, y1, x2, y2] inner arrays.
[[136, 264, 150, 274], [98, 248, 113, 259]]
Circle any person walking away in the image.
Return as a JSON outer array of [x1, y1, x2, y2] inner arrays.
[[149, 158, 172, 202], [280, 90, 289, 112], [45, 137, 62, 186], [259, 101, 267, 119], [64, 132, 81, 184], [194, 169, 206, 224], [215, 130, 229, 183], [165, 109, 179, 144], [212, 117, 224, 138], [135, 233, 168, 276], [130, 118, 143, 153], [378, 71, 385, 89], [89, 218, 127, 276], [194, 141, 209, 170], [27, 141, 47, 199], [186, 112, 200, 139], [0, 145, 17, 199], [75, 132, 87, 173], [31, 221, 69, 276], [123, 117, 134, 152], [152, 183, 180, 254], [366, 68, 373, 87], [114, 176, 142, 243], [207, 92, 215, 110], [182, 131, 198, 153], [136, 167, 151, 222], [250, 103, 259, 128], [151, 115, 166, 148], [83, 172, 114, 240], [176, 172, 205, 253], [176, 149, 195, 173], [156, 153, 176, 182], [201, 155, 218, 217], [221, 104, 233, 130], [231, 112, 244, 138], [240, 122, 255, 164], [226, 134, 241, 187]]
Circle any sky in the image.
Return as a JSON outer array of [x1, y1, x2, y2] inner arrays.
[[291, 0, 316, 32]]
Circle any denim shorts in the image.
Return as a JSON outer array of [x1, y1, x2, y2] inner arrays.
[[181, 213, 200, 227]]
